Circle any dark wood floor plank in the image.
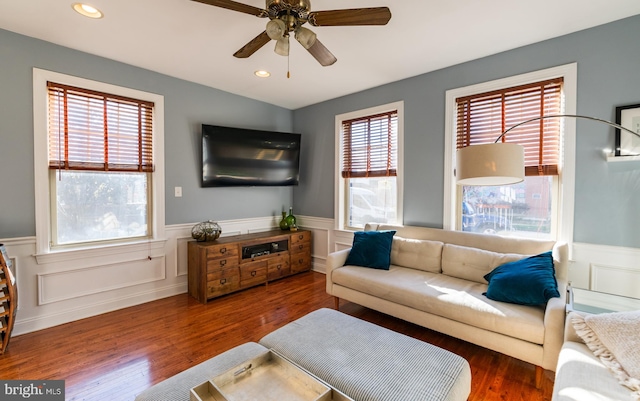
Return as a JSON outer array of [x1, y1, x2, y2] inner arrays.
[[0, 271, 553, 401]]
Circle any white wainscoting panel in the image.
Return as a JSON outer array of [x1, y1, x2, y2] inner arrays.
[[572, 242, 640, 298], [37, 257, 166, 305], [297, 216, 333, 273], [591, 265, 640, 299], [333, 230, 355, 253], [176, 236, 191, 277]]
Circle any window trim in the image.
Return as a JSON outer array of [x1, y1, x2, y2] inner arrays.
[[335, 101, 404, 231], [443, 63, 577, 245], [33, 68, 166, 260]]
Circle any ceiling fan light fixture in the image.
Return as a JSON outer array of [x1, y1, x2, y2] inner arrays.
[[274, 36, 290, 56], [266, 19, 286, 40], [72, 3, 103, 19], [294, 27, 316, 49]]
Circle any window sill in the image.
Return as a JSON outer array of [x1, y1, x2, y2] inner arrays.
[[34, 238, 167, 265], [606, 154, 640, 162]]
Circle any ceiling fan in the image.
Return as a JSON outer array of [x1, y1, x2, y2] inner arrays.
[[191, 0, 392, 67]]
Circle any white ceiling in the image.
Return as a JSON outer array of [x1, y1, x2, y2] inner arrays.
[[2, 1, 640, 110]]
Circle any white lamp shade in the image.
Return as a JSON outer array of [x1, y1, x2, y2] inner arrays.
[[295, 27, 317, 49], [274, 36, 289, 56], [456, 143, 525, 186], [266, 19, 286, 40]]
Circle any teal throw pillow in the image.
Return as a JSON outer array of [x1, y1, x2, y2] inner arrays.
[[483, 251, 560, 305], [344, 230, 396, 270]]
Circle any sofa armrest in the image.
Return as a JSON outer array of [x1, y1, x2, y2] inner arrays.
[[564, 311, 588, 343], [552, 242, 569, 284], [326, 248, 351, 295], [541, 281, 567, 371]]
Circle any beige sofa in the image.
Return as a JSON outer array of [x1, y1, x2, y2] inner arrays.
[[552, 312, 637, 401], [326, 224, 568, 386]]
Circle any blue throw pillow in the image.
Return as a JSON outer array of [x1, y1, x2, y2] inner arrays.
[[483, 251, 560, 305], [344, 230, 397, 270]]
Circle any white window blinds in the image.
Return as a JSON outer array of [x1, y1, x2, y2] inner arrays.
[[48, 82, 154, 173], [341, 110, 398, 178], [456, 78, 563, 176]]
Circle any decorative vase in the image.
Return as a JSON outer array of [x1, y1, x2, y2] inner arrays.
[[191, 220, 222, 242], [285, 207, 297, 231], [279, 211, 289, 230]]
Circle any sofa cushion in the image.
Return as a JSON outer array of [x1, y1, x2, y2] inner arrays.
[[332, 265, 545, 344], [483, 251, 560, 306], [441, 244, 526, 284], [344, 230, 396, 270], [390, 236, 443, 273]]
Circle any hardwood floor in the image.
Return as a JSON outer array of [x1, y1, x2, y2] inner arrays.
[[0, 271, 554, 400]]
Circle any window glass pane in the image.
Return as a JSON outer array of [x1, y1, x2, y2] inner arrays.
[[347, 177, 397, 229], [461, 175, 553, 240], [53, 171, 149, 245]]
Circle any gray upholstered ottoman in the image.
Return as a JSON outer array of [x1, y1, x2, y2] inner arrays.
[[136, 309, 471, 401], [260, 308, 471, 401]]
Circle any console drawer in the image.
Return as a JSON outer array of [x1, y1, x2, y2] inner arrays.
[[290, 231, 311, 245], [240, 262, 268, 287], [207, 244, 239, 260], [267, 256, 291, 281], [207, 267, 240, 298], [207, 256, 238, 273], [290, 252, 311, 274]]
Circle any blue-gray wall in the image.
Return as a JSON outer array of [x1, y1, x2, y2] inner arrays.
[[0, 28, 293, 238], [292, 14, 640, 249]]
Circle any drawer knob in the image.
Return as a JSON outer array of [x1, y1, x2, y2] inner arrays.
[[251, 271, 257, 277], [277, 264, 281, 270], [219, 247, 227, 254], [299, 259, 304, 264], [298, 234, 304, 240], [298, 244, 303, 250], [220, 260, 227, 267], [220, 278, 227, 285]]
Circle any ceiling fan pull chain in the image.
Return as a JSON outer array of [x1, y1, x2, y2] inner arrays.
[[287, 52, 291, 78]]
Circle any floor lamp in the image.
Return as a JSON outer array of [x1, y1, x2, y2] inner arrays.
[[456, 114, 640, 186]]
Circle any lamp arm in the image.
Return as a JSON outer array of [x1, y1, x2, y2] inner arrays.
[[494, 114, 640, 143]]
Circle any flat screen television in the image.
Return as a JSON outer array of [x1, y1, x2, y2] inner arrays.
[[201, 124, 301, 187]]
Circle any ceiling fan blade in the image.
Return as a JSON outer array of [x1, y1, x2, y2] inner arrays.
[[307, 7, 391, 26], [305, 39, 337, 66], [233, 31, 271, 58], [191, 0, 267, 17]]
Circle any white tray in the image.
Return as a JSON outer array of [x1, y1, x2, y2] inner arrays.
[[190, 350, 338, 401]]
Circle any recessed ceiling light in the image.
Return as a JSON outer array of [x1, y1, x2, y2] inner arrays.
[[72, 3, 103, 19], [254, 70, 271, 78]]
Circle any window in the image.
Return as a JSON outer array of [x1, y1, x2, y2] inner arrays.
[[457, 78, 562, 239], [33, 69, 165, 257], [48, 83, 153, 247], [444, 64, 577, 243], [336, 102, 404, 230]]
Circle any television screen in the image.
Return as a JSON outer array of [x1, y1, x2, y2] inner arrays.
[[201, 124, 301, 187]]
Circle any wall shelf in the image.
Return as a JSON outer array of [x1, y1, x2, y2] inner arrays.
[[606, 154, 640, 163]]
